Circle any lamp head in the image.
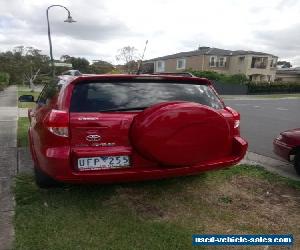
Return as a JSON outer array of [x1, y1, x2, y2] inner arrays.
[[64, 15, 76, 23]]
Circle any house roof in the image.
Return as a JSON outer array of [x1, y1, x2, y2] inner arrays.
[[145, 47, 275, 62]]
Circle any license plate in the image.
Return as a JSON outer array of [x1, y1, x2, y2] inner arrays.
[[77, 155, 130, 171]]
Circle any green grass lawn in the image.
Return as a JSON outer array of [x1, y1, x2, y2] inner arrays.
[[18, 85, 41, 108], [14, 165, 300, 250], [18, 117, 29, 147]]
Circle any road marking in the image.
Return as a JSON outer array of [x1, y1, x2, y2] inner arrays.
[[234, 104, 250, 106], [276, 107, 288, 111], [253, 106, 261, 108]]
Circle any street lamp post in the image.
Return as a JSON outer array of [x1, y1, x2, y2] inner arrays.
[[46, 5, 76, 81]]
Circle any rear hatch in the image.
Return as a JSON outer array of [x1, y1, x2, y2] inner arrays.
[[69, 78, 231, 171]]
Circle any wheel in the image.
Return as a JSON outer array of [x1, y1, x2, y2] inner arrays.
[[294, 152, 300, 176], [34, 166, 61, 188]]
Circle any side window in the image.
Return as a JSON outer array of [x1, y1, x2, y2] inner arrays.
[[176, 58, 186, 70], [209, 56, 216, 67], [37, 84, 60, 105], [156, 61, 165, 72]]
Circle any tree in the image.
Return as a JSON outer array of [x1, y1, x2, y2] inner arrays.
[[90, 60, 114, 74], [116, 46, 140, 73], [23, 47, 50, 90], [64, 57, 90, 73], [60, 54, 71, 62], [24, 67, 40, 91], [277, 61, 292, 68], [0, 46, 50, 85]]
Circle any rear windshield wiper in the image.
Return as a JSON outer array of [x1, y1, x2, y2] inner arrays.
[[99, 107, 148, 112]]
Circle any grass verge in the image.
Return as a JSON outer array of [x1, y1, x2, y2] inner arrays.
[[18, 117, 29, 147], [14, 165, 300, 250]]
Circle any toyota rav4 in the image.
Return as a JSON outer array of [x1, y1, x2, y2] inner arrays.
[[19, 74, 248, 187]]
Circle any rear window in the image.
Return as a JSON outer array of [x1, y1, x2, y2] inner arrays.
[[70, 81, 224, 112]]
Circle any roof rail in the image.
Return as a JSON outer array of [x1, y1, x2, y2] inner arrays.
[[151, 72, 195, 77]]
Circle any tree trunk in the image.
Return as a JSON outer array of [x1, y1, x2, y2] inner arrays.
[[29, 79, 35, 92]]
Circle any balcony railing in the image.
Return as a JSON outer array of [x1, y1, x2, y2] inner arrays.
[[251, 63, 267, 69], [209, 61, 226, 67]]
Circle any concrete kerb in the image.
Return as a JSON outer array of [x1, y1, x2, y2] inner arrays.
[[240, 151, 300, 181], [221, 95, 300, 101]]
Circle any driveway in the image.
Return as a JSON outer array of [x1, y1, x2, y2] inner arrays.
[[0, 86, 17, 250]]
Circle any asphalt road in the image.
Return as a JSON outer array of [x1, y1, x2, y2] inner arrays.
[[225, 98, 300, 159]]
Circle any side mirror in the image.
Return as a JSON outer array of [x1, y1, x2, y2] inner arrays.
[[19, 95, 35, 102]]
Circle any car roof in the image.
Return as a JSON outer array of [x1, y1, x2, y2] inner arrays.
[[62, 74, 212, 86]]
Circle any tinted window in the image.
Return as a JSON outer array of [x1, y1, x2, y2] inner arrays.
[[70, 82, 223, 112]]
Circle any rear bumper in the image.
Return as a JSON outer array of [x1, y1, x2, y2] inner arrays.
[[273, 139, 293, 161], [38, 136, 248, 184]]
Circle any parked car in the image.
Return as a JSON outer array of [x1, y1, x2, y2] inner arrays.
[[273, 129, 300, 175], [19, 74, 248, 187], [61, 69, 82, 76]]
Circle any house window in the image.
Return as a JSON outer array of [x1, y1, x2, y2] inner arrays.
[[219, 57, 226, 67], [270, 58, 277, 68], [209, 56, 216, 67], [251, 57, 267, 69], [156, 61, 165, 72], [176, 58, 186, 70]]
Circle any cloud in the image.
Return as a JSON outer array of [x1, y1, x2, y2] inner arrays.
[[276, 0, 299, 9], [0, 0, 300, 65], [254, 24, 300, 58]]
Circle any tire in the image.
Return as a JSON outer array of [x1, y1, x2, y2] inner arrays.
[[34, 166, 61, 188], [294, 152, 300, 176]]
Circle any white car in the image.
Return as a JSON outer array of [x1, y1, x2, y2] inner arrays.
[[61, 70, 82, 76]]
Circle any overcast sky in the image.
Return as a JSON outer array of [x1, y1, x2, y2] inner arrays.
[[0, 0, 300, 65]]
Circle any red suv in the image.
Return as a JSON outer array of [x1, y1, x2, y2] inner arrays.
[[19, 74, 248, 187]]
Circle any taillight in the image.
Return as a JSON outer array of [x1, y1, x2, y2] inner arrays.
[[225, 106, 240, 131], [234, 119, 240, 129], [45, 110, 69, 137]]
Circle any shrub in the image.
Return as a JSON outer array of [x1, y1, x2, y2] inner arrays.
[[248, 82, 300, 94], [0, 72, 9, 91], [189, 70, 222, 80], [188, 70, 248, 84]]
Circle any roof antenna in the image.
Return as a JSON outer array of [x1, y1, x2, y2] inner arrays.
[[137, 40, 148, 74]]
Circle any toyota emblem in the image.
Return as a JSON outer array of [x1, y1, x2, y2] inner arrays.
[[86, 134, 101, 142]]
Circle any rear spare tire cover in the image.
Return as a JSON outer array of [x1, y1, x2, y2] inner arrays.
[[130, 101, 231, 166]]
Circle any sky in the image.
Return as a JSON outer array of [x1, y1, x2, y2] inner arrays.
[[0, 0, 300, 66]]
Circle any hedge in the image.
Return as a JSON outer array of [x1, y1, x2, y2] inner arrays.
[[188, 70, 248, 84], [188, 70, 300, 94], [248, 82, 300, 94]]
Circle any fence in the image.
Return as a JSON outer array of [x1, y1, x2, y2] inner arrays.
[[212, 81, 300, 95], [212, 81, 248, 95]]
